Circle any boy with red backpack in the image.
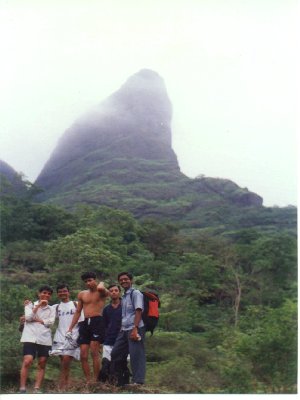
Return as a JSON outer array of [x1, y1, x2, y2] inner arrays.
[[111, 272, 146, 386]]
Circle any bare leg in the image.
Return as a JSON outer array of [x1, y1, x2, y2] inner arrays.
[[80, 344, 91, 383], [59, 355, 73, 389], [20, 355, 34, 390], [90, 341, 101, 382], [34, 356, 47, 389]]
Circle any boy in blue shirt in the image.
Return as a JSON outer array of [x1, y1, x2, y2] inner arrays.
[[111, 272, 146, 386]]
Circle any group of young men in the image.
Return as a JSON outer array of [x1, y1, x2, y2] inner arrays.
[[19, 271, 146, 393]]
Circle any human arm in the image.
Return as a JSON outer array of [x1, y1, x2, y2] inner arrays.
[[97, 281, 109, 297], [19, 315, 25, 332], [129, 290, 144, 341], [129, 308, 143, 341], [24, 298, 51, 323], [67, 296, 83, 332], [29, 299, 48, 323], [29, 301, 56, 327], [41, 304, 56, 327], [20, 299, 33, 329], [24, 301, 34, 321]]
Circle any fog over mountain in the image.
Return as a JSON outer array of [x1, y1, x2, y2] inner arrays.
[[32, 69, 266, 225], [36, 69, 181, 191], [1, 1, 297, 208]]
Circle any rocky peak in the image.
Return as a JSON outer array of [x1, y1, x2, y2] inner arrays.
[[34, 70, 264, 217], [109, 69, 172, 146], [35, 69, 180, 193]]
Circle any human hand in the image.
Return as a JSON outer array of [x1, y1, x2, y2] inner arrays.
[[65, 331, 72, 339], [97, 282, 108, 295], [97, 281, 105, 290], [129, 327, 141, 341], [39, 300, 48, 307]]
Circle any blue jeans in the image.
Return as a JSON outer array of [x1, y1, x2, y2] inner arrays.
[[111, 327, 146, 384]]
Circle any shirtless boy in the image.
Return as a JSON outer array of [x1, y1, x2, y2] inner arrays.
[[67, 272, 109, 383]]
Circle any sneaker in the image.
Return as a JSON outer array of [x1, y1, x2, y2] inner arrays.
[[33, 388, 42, 394], [49, 348, 63, 356], [19, 389, 26, 394]]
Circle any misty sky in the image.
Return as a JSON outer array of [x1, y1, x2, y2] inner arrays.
[[0, 0, 298, 207]]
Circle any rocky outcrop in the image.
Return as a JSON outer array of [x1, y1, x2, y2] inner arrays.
[[34, 69, 263, 220], [36, 69, 181, 195]]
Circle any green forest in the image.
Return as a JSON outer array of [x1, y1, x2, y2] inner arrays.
[[0, 184, 297, 394]]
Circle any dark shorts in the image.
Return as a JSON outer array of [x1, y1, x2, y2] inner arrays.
[[23, 342, 51, 359], [77, 316, 105, 345]]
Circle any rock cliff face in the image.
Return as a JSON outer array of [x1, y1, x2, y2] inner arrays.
[[36, 69, 181, 192], [35, 69, 263, 219]]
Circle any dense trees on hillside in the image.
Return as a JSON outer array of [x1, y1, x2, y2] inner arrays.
[[0, 193, 297, 393]]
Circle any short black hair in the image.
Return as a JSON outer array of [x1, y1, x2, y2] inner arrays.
[[108, 284, 121, 291], [81, 271, 97, 281], [56, 283, 70, 292], [38, 285, 53, 294], [117, 271, 133, 281]]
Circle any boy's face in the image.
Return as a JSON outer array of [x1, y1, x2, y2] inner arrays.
[[118, 275, 132, 291], [57, 287, 70, 302], [109, 286, 120, 300], [38, 290, 52, 301], [84, 277, 97, 290]]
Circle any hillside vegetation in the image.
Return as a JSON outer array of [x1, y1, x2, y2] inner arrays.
[[0, 186, 297, 394]]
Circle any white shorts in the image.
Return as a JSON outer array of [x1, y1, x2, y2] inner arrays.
[[51, 342, 80, 361], [102, 344, 130, 362]]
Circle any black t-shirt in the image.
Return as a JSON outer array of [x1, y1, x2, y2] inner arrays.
[[103, 302, 122, 345]]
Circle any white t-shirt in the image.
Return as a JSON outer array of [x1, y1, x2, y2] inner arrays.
[[52, 301, 84, 344], [51, 301, 84, 360]]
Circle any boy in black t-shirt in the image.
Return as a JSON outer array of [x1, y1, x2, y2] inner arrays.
[[98, 284, 130, 385]]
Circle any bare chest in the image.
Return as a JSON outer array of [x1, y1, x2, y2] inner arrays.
[[81, 291, 104, 306]]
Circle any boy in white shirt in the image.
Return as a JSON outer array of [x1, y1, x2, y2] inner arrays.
[[51, 283, 84, 389], [19, 285, 56, 394]]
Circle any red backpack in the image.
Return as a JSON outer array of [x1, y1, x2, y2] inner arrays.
[[130, 290, 160, 335]]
